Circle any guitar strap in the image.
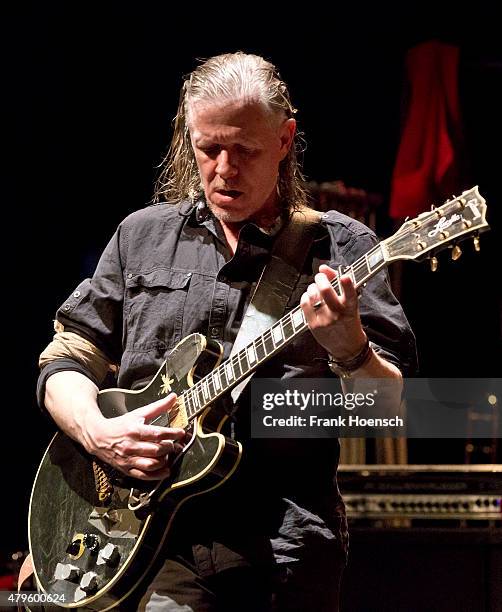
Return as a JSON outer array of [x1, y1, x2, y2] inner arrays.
[[229, 204, 323, 404]]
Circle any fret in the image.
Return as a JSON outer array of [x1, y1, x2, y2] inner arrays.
[[263, 332, 275, 356], [191, 390, 200, 411], [202, 380, 209, 401], [219, 366, 229, 390], [247, 345, 257, 364], [207, 376, 216, 399], [255, 337, 266, 361], [272, 323, 284, 346], [238, 351, 249, 376], [363, 254, 371, 280], [353, 262, 368, 285], [225, 361, 235, 383], [232, 355, 243, 378], [192, 391, 200, 415], [333, 276, 342, 297], [196, 385, 204, 408], [282, 314, 295, 340], [213, 371, 222, 391], [292, 308, 305, 330], [367, 244, 384, 272], [184, 392, 193, 417]]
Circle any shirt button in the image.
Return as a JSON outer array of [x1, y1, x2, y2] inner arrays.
[[210, 327, 219, 338], [127, 273, 133, 279], [73, 291, 81, 298]]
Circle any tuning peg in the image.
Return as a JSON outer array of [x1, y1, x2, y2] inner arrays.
[[473, 235, 480, 252], [430, 204, 436, 211], [429, 256, 438, 272], [451, 245, 462, 261]]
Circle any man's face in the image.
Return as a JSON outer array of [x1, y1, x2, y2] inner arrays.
[[189, 100, 295, 224]]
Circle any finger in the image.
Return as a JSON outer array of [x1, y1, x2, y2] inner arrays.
[[316, 270, 358, 312], [314, 271, 338, 298], [132, 441, 174, 457], [318, 264, 338, 281], [306, 283, 322, 306], [315, 267, 344, 305], [111, 439, 173, 458], [312, 272, 341, 314], [139, 424, 187, 443], [339, 274, 358, 310], [127, 465, 172, 481], [300, 291, 317, 324], [134, 393, 178, 422], [132, 455, 170, 473]]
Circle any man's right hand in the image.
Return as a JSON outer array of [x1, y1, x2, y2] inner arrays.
[[82, 393, 186, 481]]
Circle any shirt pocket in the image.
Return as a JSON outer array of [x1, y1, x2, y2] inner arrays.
[[124, 268, 192, 352]]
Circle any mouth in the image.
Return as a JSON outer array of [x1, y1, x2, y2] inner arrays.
[[214, 189, 243, 202]]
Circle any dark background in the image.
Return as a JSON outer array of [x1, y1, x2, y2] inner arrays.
[[4, 4, 502, 564]]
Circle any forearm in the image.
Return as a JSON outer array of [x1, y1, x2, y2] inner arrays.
[[44, 370, 104, 452]]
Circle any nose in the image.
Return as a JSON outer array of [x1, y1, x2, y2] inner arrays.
[[215, 149, 238, 180]]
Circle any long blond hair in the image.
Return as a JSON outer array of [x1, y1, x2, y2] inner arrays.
[[153, 52, 308, 209]]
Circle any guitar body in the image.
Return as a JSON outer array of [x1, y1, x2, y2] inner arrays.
[[29, 334, 242, 610]]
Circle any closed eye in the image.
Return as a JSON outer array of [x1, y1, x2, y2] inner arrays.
[[236, 145, 258, 156], [200, 145, 221, 157]]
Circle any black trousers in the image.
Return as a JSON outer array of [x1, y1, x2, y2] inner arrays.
[[137, 546, 346, 612]]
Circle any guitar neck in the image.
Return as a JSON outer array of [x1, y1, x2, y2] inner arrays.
[[181, 242, 388, 421], [150, 186, 488, 427]]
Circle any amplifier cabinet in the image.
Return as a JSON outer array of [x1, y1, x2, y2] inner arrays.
[[338, 464, 502, 521]]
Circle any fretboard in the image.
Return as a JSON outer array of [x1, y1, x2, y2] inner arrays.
[[181, 242, 387, 421]]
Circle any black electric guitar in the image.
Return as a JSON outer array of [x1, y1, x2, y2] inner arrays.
[[29, 187, 489, 610]]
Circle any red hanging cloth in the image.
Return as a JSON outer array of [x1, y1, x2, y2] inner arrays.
[[389, 40, 466, 219]]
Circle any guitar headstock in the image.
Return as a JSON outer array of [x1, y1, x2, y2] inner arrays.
[[384, 186, 489, 263]]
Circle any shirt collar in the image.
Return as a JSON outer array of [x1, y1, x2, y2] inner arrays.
[[187, 198, 285, 237]]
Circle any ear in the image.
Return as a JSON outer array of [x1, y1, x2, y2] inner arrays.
[[278, 118, 296, 160]]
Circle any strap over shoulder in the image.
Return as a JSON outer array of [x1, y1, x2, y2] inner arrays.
[[229, 204, 323, 403]]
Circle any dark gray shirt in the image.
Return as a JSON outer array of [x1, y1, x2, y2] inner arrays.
[[38, 200, 417, 571]]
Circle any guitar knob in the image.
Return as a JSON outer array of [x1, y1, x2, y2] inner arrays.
[[96, 543, 120, 566], [429, 256, 438, 272], [80, 571, 99, 593], [83, 533, 100, 552], [54, 562, 81, 582], [473, 235, 480, 252]]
